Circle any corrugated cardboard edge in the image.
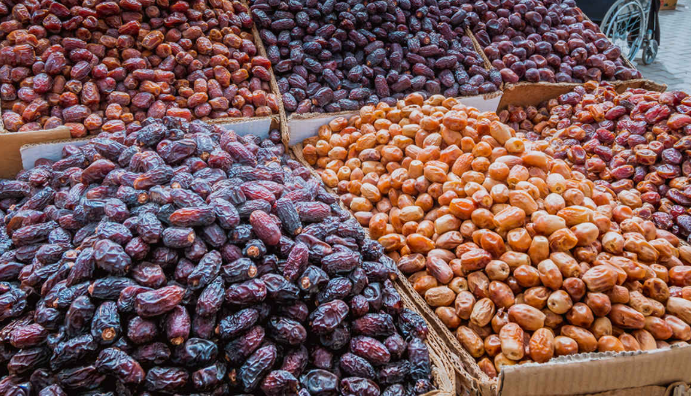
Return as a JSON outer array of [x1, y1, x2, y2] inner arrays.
[[613, 78, 668, 93], [17, 116, 282, 174], [0, 126, 72, 178], [206, 115, 280, 140], [286, 147, 457, 396], [498, 345, 691, 396], [284, 87, 503, 143], [287, 111, 358, 145]]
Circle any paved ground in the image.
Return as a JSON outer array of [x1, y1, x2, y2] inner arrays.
[[633, 0, 691, 92]]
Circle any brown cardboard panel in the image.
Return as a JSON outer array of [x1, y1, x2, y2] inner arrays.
[[287, 112, 358, 145], [498, 345, 691, 396], [497, 79, 666, 112], [0, 127, 71, 178], [16, 117, 283, 175], [614, 79, 667, 93], [585, 385, 667, 396], [497, 82, 579, 111], [21, 137, 91, 171]]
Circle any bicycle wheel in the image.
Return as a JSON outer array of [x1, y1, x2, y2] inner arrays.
[[600, 0, 646, 62], [642, 36, 659, 65]]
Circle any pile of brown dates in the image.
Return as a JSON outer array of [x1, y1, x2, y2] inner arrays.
[[0, 0, 279, 135], [0, 117, 436, 396], [503, 82, 691, 240], [305, 93, 691, 378]]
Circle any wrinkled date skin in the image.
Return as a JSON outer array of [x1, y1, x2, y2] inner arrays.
[[0, 117, 436, 395], [0, 0, 278, 134]]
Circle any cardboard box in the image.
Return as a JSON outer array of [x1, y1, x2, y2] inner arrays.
[[0, 127, 72, 179], [17, 116, 284, 173], [0, 11, 285, 180], [661, 0, 678, 10], [285, 99, 691, 396], [282, 26, 504, 143]]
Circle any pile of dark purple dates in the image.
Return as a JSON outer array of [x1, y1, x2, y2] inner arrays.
[[250, 0, 501, 113], [0, 117, 436, 396], [472, 0, 642, 83]]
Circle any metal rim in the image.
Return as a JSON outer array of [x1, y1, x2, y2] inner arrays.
[[600, 0, 646, 62]]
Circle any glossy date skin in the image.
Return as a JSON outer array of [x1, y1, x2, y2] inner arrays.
[[0, 117, 435, 395]]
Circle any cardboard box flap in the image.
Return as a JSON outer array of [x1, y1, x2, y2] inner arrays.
[[498, 345, 691, 396], [497, 79, 667, 112], [0, 127, 71, 178], [586, 385, 667, 396]]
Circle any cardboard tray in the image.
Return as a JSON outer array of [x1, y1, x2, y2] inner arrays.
[[17, 116, 284, 174], [0, 126, 71, 179], [285, 88, 503, 146], [285, 108, 691, 396]]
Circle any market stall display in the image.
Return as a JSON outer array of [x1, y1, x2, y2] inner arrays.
[[0, 117, 452, 395], [0, 0, 280, 135], [0, 0, 690, 395], [301, 93, 691, 378]]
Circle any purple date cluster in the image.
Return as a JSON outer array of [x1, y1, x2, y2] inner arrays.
[[251, 0, 502, 114], [0, 117, 435, 396], [472, 0, 642, 84]]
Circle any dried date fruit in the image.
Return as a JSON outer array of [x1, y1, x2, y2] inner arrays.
[[0, 119, 437, 395]]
